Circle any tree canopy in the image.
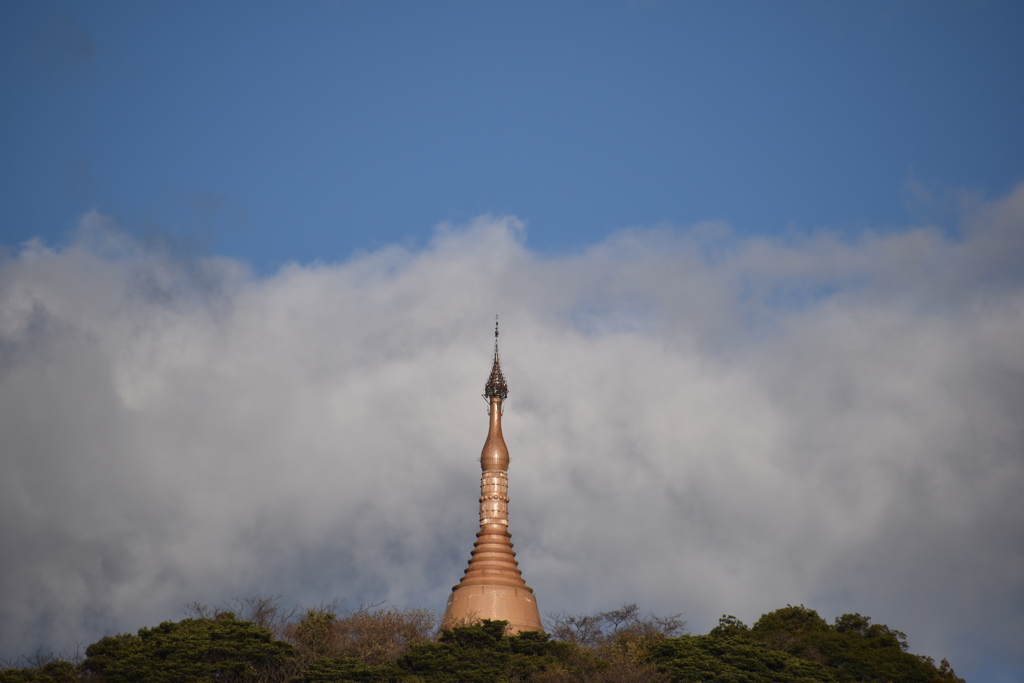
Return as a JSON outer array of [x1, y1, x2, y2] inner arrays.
[[1, 601, 965, 683], [79, 613, 296, 683]]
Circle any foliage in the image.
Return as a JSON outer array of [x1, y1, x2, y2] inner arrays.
[[289, 657, 403, 683], [287, 609, 340, 664], [547, 603, 686, 649], [707, 615, 750, 638], [545, 602, 685, 674], [282, 605, 436, 667], [530, 602, 684, 681], [529, 647, 669, 683], [80, 612, 296, 683], [648, 607, 966, 683], [294, 620, 569, 682], [0, 599, 965, 683], [650, 634, 837, 683], [0, 661, 78, 683], [395, 620, 565, 682], [743, 605, 965, 683], [185, 596, 299, 641]]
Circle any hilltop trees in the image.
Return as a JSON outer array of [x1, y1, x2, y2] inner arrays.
[[81, 613, 297, 683], [662, 606, 965, 683], [284, 605, 435, 667], [0, 600, 965, 683], [742, 605, 964, 683]]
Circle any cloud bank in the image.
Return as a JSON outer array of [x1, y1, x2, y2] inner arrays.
[[2, 186, 1023, 679]]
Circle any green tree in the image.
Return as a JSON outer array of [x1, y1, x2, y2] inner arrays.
[[0, 661, 78, 683], [289, 657, 402, 683], [707, 615, 750, 638], [81, 612, 296, 683], [396, 620, 562, 683], [744, 606, 963, 683], [650, 635, 837, 683], [1, 600, 967, 683]]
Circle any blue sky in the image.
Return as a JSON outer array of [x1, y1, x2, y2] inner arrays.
[[3, 1, 1022, 269], [2, 4, 1024, 682]]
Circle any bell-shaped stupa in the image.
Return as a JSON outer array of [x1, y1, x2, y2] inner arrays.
[[441, 317, 543, 633]]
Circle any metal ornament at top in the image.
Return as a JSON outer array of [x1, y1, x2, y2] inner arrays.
[[483, 315, 509, 402]]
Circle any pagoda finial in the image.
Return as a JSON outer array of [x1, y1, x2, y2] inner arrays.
[[484, 315, 508, 401]]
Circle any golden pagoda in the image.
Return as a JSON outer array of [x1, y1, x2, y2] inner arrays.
[[441, 317, 543, 633]]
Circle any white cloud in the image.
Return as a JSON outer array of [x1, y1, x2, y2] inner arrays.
[[2, 192, 1023, 679]]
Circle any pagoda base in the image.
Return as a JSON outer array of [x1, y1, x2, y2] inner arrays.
[[442, 584, 543, 634]]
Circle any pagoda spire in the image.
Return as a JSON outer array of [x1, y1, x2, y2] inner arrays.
[[441, 317, 543, 634]]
